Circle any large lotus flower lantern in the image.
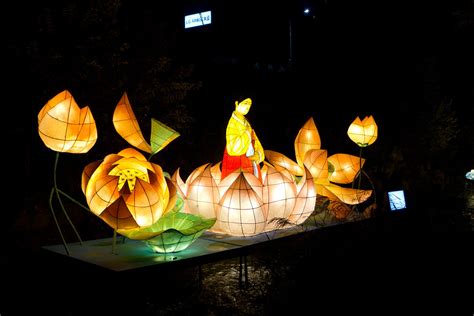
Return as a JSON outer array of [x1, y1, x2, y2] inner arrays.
[[266, 117, 373, 206], [80, 93, 215, 253], [171, 99, 317, 237], [37, 90, 99, 255], [172, 163, 316, 237]]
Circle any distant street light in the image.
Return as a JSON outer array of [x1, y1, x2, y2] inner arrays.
[[304, 8, 310, 15]]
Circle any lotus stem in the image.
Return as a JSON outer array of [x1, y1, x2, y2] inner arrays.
[[57, 189, 90, 212], [357, 147, 363, 190], [49, 187, 70, 256], [53, 152, 83, 245], [362, 170, 377, 205]]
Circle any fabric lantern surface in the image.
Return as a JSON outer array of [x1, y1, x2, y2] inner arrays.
[[82, 148, 173, 230], [145, 212, 216, 253], [221, 98, 265, 181], [347, 115, 378, 147], [265, 117, 372, 205], [327, 154, 365, 184], [174, 162, 317, 236], [294, 117, 321, 167], [113, 93, 152, 153], [38, 90, 97, 153], [263, 164, 297, 230]]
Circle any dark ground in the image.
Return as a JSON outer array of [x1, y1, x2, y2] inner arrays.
[[1, 196, 472, 315]]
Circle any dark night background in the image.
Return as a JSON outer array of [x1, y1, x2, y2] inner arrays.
[[2, 0, 473, 314]]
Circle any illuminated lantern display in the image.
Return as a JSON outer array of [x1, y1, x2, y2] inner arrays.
[[347, 115, 378, 147], [82, 148, 174, 230], [217, 171, 267, 236], [172, 162, 317, 237], [327, 154, 365, 184], [145, 212, 216, 253], [169, 98, 316, 237], [38, 90, 97, 153], [115, 197, 216, 253], [262, 164, 297, 230], [294, 117, 321, 168], [113, 92, 180, 157], [221, 98, 265, 181], [78, 93, 217, 253], [38, 90, 99, 255], [287, 167, 317, 225], [265, 117, 373, 208]]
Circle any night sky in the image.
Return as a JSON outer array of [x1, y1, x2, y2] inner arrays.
[[3, 0, 473, 255]]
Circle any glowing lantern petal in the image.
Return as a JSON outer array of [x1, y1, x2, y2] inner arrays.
[[113, 93, 152, 153], [38, 90, 97, 153], [210, 162, 222, 185], [303, 149, 328, 181], [265, 150, 304, 176], [215, 173, 267, 236], [145, 213, 216, 253], [186, 164, 220, 219], [347, 115, 378, 147], [185, 164, 208, 189], [81, 160, 101, 194], [150, 118, 180, 155], [123, 179, 162, 227], [294, 117, 321, 167], [263, 165, 297, 230], [315, 183, 341, 201], [171, 168, 187, 197], [327, 153, 365, 184], [83, 148, 173, 231], [324, 183, 372, 205], [164, 178, 178, 215], [288, 167, 317, 225]]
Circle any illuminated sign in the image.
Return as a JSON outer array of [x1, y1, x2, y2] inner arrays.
[[388, 190, 407, 211], [184, 11, 212, 29]]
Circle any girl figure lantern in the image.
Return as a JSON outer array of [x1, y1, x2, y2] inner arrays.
[[221, 98, 265, 181]]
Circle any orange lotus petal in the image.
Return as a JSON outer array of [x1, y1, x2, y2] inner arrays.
[[347, 115, 378, 147], [294, 117, 321, 167], [164, 178, 178, 215], [86, 174, 121, 215], [215, 173, 267, 236], [263, 165, 297, 229], [303, 149, 328, 181], [83, 148, 173, 231], [186, 164, 220, 219], [38, 90, 97, 153], [100, 197, 139, 230], [264, 150, 303, 176], [116, 148, 148, 161], [315, 183, 341, 202], [171, 168, 187, 197], [289, 167, 317, 225], [323, 183, 372, 205], [150, 162, 169, 201], [113, 93, 152, 153], [81, 160, 101, 194], [327, 153, 365, 184], [124, 179, 162, 227]]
